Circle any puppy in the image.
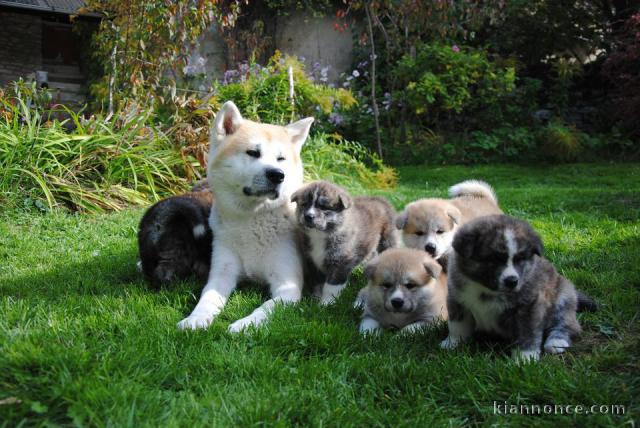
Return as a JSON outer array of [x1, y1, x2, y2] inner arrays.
[[440, 214, 596, 362], [358, 248, 448, 334], [396, 180, 502, 267], [291, 181, 397, 305], [138, 188, 214, 289]]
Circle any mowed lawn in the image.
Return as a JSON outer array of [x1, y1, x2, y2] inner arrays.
[[1, 163, 638, 427]]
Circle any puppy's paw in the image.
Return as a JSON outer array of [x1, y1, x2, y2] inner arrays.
[[227, 312, 266, 334], [544, 338, 570, 354], [399, 323, 426, 335], [359, 317, 381, 336], [177, 313, 214, 330], [352, 294, 366, 309], [440, 336, 462, 350], [512, 348, 541, 363], [319, 295, 337, 306]]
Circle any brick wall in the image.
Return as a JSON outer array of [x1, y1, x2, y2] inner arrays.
[[0, 10, 42, 86]]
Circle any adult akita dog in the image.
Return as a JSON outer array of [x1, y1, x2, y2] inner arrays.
[[177, 101, 314, 332]]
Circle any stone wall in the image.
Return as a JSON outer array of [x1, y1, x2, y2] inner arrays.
[[189, 11, 354, 85], [0, 10, 43, 86]]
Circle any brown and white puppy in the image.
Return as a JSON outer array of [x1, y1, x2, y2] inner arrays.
[[441, 215, 596, 362], [291, 181, 397, 305], [138, 187, 214, 289], [357, 248, 448, 334], [396, 180, 502, 267]]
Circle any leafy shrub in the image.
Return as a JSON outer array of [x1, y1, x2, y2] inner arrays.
[[394, 43, 516, 122], [0, 83, 191, 212], [214, 53, 356, 127], [303, 133, 397, 190], [538, 120, 581, 162]]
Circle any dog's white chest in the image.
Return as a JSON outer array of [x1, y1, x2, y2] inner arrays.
[[458, 283, 509, 335], [307, 229, 327, 270], [213, 207, 298, 280]]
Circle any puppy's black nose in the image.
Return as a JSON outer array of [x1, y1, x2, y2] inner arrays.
[[503, 275, 519, 289], [391, 298, 404, 309], [304, 212, 315, 222], [424, 243, 436, 256], [265, 168, 285, 184]]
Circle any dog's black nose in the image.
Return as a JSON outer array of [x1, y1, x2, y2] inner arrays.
[[391, 298, 404, 309], [265, 168, 285, 184], [503, 275, 519, 289], [424, 243, 436, 256], [304, 212, 315, 222]]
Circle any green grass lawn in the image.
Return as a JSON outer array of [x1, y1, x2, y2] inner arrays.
[[1, 163, 638, 426]]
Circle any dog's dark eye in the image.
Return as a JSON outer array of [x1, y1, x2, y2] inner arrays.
[[436, 229, 444, 235], [513, 252, 527, 263], [277, 156, 286, 162], [405, 282, 418, 289], [246, 149, 261, 158], [415, 231, 425, 236], [381, 282, 393, 289]]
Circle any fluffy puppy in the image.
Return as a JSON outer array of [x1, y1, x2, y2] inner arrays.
[[396, 180, 502, 267], [291, 181, 397, 305], [357, 248, 448, 334], [441, 215, 596, 362], [138, 188, 214, 289]]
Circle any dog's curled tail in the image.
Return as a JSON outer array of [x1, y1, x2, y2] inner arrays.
[[449, 180, 498, 205], [577, 290, 598, 312]]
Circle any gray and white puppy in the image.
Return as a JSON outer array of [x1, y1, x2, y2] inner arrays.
[[291, 181, 397, 305], [441, 214, 596, 362], [358, 248, 448, 335]]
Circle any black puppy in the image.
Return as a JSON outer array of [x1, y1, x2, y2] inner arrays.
[[138, 187, 214, 289], [441, 215, 596, 362]]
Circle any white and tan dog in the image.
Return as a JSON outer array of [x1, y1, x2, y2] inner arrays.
[[177, 101, 313, 333]]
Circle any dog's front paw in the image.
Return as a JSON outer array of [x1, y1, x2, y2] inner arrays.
[[544, 338, 570, 354], [359, 317, 381, 336], [228, 311, 267, 334], [440, 335, 462, 350], [512, 348, 541, 363], [177, 313, 214, 330]]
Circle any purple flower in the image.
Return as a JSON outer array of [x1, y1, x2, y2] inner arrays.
[[452, 45, 460, 53], [328, 112, 344, 126]]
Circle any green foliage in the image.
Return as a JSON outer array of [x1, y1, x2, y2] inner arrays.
[[395, 43, 516, 120], [0, 83, 191, 212], [303, 133, 397, 190], [214, 54, 356, 126], [539, 120, 582, 162]]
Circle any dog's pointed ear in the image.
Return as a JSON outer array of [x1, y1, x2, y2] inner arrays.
[[363, 258, 378, 281], [395, 210, 408, 230], [447, 206, 462, 225], [286, 117, 314, 153], [214, 101, 243, 139], [423, 257, 442, 279]]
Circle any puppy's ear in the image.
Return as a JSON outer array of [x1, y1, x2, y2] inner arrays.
[[423, 257, 442, 279], [531, 232, 544, 257], [286, 117, 314, 153], [363, 258, 378, 281], [214, 101, 243, 139], [337, 190, 353, 210], [446, 206, 462, 225], [395, 210, 408, 229], [290, 188, 304, 205], [452, 223, 479, 259]]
